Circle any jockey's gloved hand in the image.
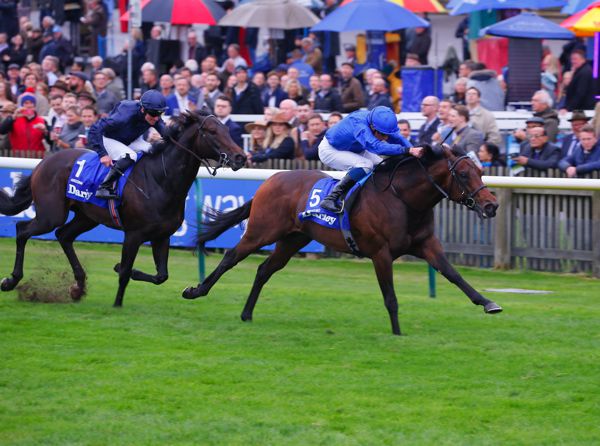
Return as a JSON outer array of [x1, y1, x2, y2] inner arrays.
[[420, 143, 432, 152], [148, 141, 167, 156]]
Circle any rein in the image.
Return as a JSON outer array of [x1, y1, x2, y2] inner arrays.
[[168, 114, 231, 176]]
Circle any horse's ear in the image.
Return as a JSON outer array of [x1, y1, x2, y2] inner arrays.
[[434, 143, 453, 159]]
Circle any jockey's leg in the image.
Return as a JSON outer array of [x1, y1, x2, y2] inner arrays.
[[95, 137, 139, 199], [318, 138, 375, 213]]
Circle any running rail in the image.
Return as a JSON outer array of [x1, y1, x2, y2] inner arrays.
[[2, 157, 600, 190]]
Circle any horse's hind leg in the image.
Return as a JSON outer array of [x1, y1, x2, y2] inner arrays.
[[55, 212, 99, 300], [413, 236, 502, 314], [182, 233, 268, 299], [241, 232, 311, 322], [114, 237, 169, 285], [1, 214, 66, 292]]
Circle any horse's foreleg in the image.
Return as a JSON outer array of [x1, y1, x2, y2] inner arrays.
[[241, 232, 311, 322], [2, 217, 62, 292], [371, 250, 401, 335], [413, 236, 502, 314], [115, 237, 169, 285], [113, 232, 143, 307], [55, 213, 99, 300]]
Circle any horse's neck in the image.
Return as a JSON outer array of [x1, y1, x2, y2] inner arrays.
[[154, 144, 201, 193]]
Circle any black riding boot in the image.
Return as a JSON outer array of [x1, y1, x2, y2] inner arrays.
[[320, 174, 357, 213], [95, 156, 135, 200]]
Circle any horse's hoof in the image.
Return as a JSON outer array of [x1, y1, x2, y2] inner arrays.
[[112, 302, 123, 308], [1, 277, 16, 292], [182, 287, 199, 299], [241, 313, 252, 322], [484, 302, 503, 314], [113, 263, 120, 273], [69, 284, 84, 301]]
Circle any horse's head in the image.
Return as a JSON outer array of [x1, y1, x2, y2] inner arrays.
[[432, 144, 498, 219], [172, 110, 247, 171]]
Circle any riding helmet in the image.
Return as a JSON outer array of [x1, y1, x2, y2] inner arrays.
[[368, 106, 399, 135], [140, 89, 168, 112]]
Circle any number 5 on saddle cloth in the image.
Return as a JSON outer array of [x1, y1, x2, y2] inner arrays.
[[298, 173, 372, 257]]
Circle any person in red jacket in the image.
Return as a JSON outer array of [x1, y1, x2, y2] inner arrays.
[[0, 90, 47, 156]]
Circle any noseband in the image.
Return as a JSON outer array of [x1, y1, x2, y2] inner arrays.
[[169, 114, 232, 176]]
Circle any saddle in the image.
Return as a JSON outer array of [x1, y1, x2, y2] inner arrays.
[[298, 173, 372, 257]]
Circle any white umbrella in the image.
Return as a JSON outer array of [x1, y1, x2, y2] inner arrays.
[[218, 0, 320, 30]]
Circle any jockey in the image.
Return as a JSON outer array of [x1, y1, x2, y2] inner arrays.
[[318, 106, 425, 213], [88, 89, 168, 199]]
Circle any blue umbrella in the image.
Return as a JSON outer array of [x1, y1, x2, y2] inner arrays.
[[561, 0, 596, 13], [311, 0, 429, 32], [481, 12, 575, 39], [450, 0, 567, 16]]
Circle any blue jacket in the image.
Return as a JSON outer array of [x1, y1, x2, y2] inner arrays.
[[324, 110, 411, 156], [558, 142, 600, 175], [88, 100, 166, 157], [165, 93, 197, 116]]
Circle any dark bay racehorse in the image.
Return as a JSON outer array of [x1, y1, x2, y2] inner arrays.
[[182, 145, 502, 335], [0, 110, 246, 306]]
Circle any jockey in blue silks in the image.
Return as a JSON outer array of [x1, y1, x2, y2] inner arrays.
[[88, 90, 168, 199], [318, 106, 425, 213]]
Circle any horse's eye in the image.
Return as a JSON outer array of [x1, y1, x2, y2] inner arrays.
[[459, 171, 468, 178]]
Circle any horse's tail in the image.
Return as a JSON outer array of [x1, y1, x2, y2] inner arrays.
[[197, 199, 253, 248], [0, 175, 33, 216]]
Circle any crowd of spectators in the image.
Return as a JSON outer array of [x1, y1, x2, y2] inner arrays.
[[0, 2, 599, 176]]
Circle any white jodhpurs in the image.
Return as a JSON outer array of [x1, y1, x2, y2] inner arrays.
[[318, 137, 383, 172], [102, 135, 152, 162]]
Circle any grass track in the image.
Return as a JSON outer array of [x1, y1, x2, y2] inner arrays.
[[0, 239, 599, 445]]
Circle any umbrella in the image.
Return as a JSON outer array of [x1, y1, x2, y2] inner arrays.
[[482, 12, 575, 39], [218, 0, 319, 30], [450, 0, 568, 16], [562, 0, 596, 13], [120, 0, 225, 25], [340, 0, 446, 13], [311, 0, 429, 32], [561, 1, 600, 79]]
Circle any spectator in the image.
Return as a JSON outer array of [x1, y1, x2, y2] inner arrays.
[[249, 112, 295, 163], [562, 110, 591, 158], [165, 77, 197, 116], [314, 73, 343, 112], [6, 63, 19, 96], [47, 94, 65, 128], [231, 66, 263, 115], [525, 90, 559, 142], [559, 125, 600, 177], [0, 33, 9, 67], [213, 95, 243, 147], [418, 95, 440, 145], [565, 49, 596, 111], [327, 111, 343, 128], [221, 44, 247, 72], [367, 78, 393, 110], [466, 86, 501, 146], [262, 71, 288, 108], [252, 72, 266, 93], [27, 27, 44, 63], [67, 71, 91, 97], [513, 116, 545, 146], [279, 99, 298, 127], [0, 79, 15, 108], [404, 52, 421, 68], [50, 105, 84, 151], [159, 74, 174, 98], [514, 126, 561, 171], [0, 102, 16, 151], [263, 106, 279, 123], [39, 25, 73, 71], [447, 105, 484, 154], [101, 68, 124, 101], [556, 70, 573, 110], [301, 37, 323, 74], [285, 79, 305, 103], [339, 62, 364, 112], [5, 33, 26, 68], [80, 0, 108, 57], [300, 113, 327, 160], [62, 92, 77, 109], [398, 119, 418, 146], [432, 98, 453, 143], [186, 31, 206, 66], [22, 72, 49, 116], [203, 72, 222, 113], [89, 55, 103, 73], [244, 119, 268, 153], [558, 123, 600, 178], [307, 73, 320, 107], [141, 67, 159, 93], [478, 142, 505, 168], [290, 100, 312, 157], [466, 63, 505, 111], [448, 77, 467, 105], [93, 70, 118, 116], [77, 91, 96, 109], [407, 26, 431, 65], [78, 105, 98, 143], [0, 90, 47, 155], [41, 55, 60, 86], [343, 44, 356, 65]]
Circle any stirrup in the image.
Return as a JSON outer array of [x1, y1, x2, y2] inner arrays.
[[321, 198, 344, 214]]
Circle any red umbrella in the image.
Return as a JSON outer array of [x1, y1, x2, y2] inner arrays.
[[120, 0, 225, 26], [340, 0, 446, 13]]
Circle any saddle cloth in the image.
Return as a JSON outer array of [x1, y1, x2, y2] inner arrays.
[[66, 152, 137, 208], [298, 178, 355, 230]]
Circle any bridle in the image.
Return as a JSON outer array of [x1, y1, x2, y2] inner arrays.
[[168, 113, 233, 176]]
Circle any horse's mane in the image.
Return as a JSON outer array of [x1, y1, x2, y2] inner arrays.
[[150, 109, 214, 152], [374, 144, 467, 175]]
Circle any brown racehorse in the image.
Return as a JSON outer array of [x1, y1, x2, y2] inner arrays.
[[0, 110, 246, 307], [182, 145, 502, 335]]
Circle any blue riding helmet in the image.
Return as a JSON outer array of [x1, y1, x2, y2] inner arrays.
[[368, 106, 399, 135], [140, 89, 167, 112]]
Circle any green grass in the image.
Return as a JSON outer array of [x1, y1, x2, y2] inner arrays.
[[0, 238, 599, 445]]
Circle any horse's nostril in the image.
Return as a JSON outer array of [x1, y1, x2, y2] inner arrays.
[[484, 203, 498, 217]]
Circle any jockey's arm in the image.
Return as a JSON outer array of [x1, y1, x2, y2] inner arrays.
[[354, 126, 408, 156]]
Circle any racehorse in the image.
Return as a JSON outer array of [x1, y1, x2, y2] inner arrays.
[[182, 145, 502, 335], [0, 110, 246, 307]]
